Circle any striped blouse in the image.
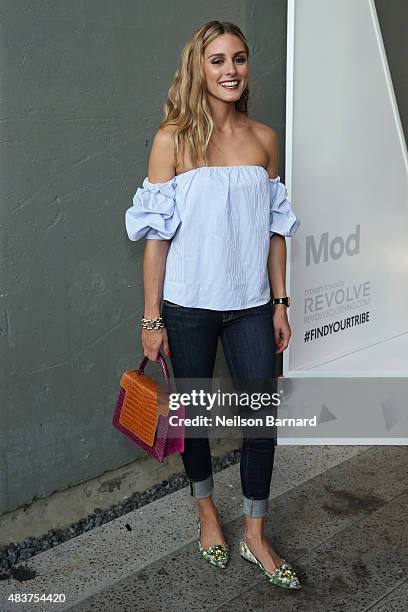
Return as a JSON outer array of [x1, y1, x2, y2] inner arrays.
[[125, 165, 300, 310]]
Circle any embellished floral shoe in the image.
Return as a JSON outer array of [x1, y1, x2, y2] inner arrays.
[[239, 538, 301, 589], [197, 519, 230, 568]]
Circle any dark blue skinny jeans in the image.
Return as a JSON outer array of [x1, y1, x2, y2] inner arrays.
[[161, 298, 278, 517]]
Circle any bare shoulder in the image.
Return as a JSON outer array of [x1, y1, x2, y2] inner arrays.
[[148, 125, 177, 182], [247, 119, 279, 175], [250, 119, 278, 147], [154, 124, 178, 141], [151, 124, 177, 155]]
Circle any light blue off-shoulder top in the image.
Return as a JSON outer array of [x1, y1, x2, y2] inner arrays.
[[125, 165, 300, 310]]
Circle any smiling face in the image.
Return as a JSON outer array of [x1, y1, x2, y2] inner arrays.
[[203, 33, 249, 104]]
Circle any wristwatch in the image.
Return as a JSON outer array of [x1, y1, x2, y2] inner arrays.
[[272, 297, 291, 307]]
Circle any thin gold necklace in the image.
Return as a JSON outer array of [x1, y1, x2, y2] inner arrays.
[[210, 135, 225, 156]]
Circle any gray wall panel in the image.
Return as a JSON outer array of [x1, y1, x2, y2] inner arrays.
[[375, 0, 408, 144]]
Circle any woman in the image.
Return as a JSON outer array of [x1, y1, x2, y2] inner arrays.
[[125, 21, 301, 590]]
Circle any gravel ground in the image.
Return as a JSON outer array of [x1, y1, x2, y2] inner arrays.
[[0, 447, 241, 574]]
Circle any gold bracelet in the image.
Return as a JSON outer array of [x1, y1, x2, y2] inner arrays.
[[141, 316, 164, 330]]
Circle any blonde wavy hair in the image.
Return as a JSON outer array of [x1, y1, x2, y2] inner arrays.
[[159, 20, 250, 168]]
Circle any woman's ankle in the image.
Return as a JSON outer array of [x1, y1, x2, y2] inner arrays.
[[197, 497, 219, 519], [244, 517, 267, 542], [244, 530, 265, 544], [244, 515, 265, 535]]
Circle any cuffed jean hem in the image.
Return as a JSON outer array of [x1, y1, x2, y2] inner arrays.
[[243, 495, 269, 517], [189, 473, 214, 499]]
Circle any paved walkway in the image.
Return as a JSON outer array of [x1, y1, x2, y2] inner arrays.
[[1, 445, 407, 611]]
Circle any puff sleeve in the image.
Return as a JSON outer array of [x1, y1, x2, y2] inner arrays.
[[268, 176, 300, 237], [125, 176, 181, 241]]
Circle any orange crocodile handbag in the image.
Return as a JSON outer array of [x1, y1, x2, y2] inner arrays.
[[112, 352, 185, 462]]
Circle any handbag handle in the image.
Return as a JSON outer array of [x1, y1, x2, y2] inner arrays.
[[136, 352, 170, 393]]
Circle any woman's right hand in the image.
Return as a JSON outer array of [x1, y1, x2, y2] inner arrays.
[[141, 327, 171, 362]]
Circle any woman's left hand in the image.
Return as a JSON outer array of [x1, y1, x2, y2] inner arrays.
[[273, 305, 292, 353]]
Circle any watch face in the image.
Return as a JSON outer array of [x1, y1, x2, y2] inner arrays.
[[274, 297, 290, 306]]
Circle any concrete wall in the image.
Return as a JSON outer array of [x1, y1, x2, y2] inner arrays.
[[0, 0, 288, 514], [375, 0, 408, 143]]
